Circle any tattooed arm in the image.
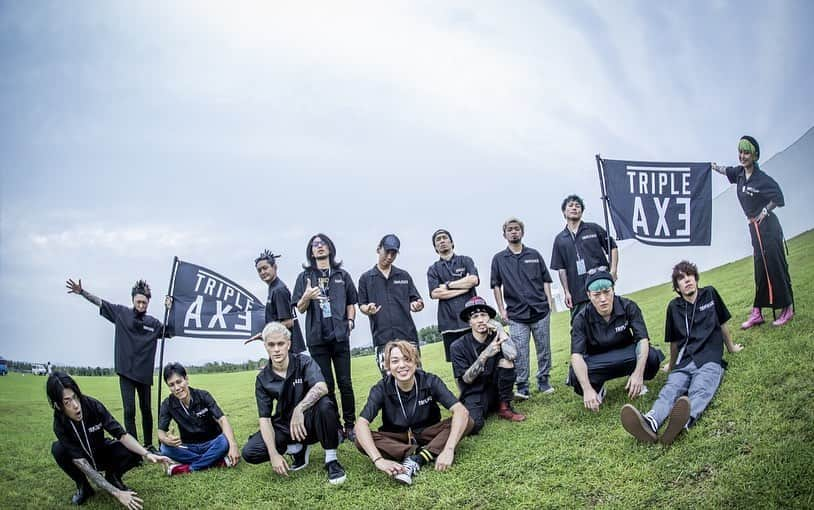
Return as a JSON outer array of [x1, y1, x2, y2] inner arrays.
[[289, 382, 328, 442], [65, 279, 102, 307], [72, 458, 142, 508]]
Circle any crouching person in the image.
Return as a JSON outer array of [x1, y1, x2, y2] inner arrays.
[[621, 261, 744, 445], [158, 362, 241, 475], [48, 371, 170, 507], [241, 322, 347, 485], [451, 296, 525, 433], [354, 340, 473, 485]]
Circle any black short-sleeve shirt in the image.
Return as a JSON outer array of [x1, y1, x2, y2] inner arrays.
[[358, 265, 422, 346], [427, 254, 479, 333], [255, 353, 325, 424], [359, 369, 458, 433], [490, 246, 553, 322], [450, 331, 503, 401], [725, 165, 785, 219], [265, 277, 306, 354], [570, 296, 649, 356], [550, 222, 617, 305], [664, 286, 731, 369], [100, 301, 170, 385], [158, 387, 225, 444], [292, 268, 358, 347], [53, 396, 127, 461]]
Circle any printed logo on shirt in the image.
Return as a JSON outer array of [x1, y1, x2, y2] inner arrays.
[[195, 409, 209, 418], [614, 321, 629, 333], [523, 259, 540, 264], [742, 185, 760, 196], [418, 396, 433, 406], [581, 234, 598, 240], [699, 300, 715, 312], [333, 278, 344, 284], [143, 325, 155, 332], [88, 423, 103, 433], [393, 279, 409, 284], [293, 378, 303, 385]]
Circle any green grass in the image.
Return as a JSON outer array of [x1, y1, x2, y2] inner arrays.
[[2, 231, 813, 509]]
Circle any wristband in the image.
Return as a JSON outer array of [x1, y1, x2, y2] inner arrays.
[[372, 456, 382, 464]]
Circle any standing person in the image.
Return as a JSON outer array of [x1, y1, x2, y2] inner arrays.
[[292, 233, 358, 442], [451, 296, 525, 433], [427, 229, 480, 362], [621, 261, 744, 445], [712, 135, 794, 327], [47, 371, 171, 507], [490, 217, 555, 399], [550, 194, 619, 321], [241, 322, 347, 485], [65, 278, 173, 451], [358, 234, 425, 374], [249, 250, 306, 353], [354, 340, 473, 486], [158, 362, 241, 475]]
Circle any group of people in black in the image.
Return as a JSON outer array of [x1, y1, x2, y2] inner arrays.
[[50, 135, 793, 507]]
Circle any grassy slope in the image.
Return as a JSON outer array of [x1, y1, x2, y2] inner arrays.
[[1, 231, 812, 509]]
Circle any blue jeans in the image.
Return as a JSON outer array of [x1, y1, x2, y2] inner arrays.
[[509, 315, 551, 391], [646, 361, 724, 428], [160, 433, 229, 471]]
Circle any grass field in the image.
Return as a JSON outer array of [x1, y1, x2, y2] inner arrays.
[[2, 231, 813, 509]]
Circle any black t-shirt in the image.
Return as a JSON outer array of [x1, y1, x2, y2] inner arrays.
[[571, 296, 649, 356], [358, 265, 422, 346], [725, 166, 785, 219], [53, 396, 127, 461], [158, 387, 225, 444], [359, 369, 458, 433], [100, 301, 172, 385], [450, 331, 502, 401], [255, 353, 325, 424], [550, 222, 617, 305], [665, 286, 732, 369], [490, 246, 552, 322], [292, 268, 358, 347], [427, 254, 479, 334], [265, 277, 306, 354]]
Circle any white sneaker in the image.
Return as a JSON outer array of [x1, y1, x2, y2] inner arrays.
[[393, 457, 420, 486]]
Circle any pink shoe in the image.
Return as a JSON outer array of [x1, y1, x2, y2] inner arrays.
[[741, 308, 764, 330], [772, 307, 794, 326]]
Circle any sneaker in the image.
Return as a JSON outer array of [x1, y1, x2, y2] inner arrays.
[[71, 483, 94, 505], [497, 401, 526, 422], [620, 404, 657, 443], [393, 457, 420, 486], [344, 425, 357, 443], [166, 463, 191, 476], [772, 306, 794, 326], [325, 460, 347, 485], [741, 307, 764, 330], [537, 381, 555, 394], [660, 396, 691, 446], [514, 389, 530, 400], [289, 444, 312, 472]]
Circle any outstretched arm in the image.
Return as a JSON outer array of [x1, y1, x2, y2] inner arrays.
[[72, 458, 143, 509], [722, 324, 744, 353], [66, 278, 102, 307]]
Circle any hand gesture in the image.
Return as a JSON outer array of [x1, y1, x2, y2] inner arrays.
[[289, 407, 307, 442], [66, 278, 83, 294], [164, 295, 173, 310], [410, 299, 424, 312], [115, 489, 143, 510], [729, 343, 744, 353], [270, 453, 289, 476], [435, 448, 455, 471], [304, 278, 321, 301], [625, 373, 644, 398], [583, 388, 601, 412], [483, 336, 504, 358], [362, 303, 382, 316], [374, 457, 406, 476], [163, 434, 182, 447]]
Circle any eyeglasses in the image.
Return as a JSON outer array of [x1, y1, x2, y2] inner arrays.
[[311, 240, 327, 248], [586, 266, 609, 275]]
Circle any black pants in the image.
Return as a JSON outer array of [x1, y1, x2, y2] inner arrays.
[[461, 365, 516, 434], [309, 341, 355, 427], [566, 343, 665, 395], [749, 214, 793, 309], [241, 396, 340, 464], [119, 375, 152, 446], [52, 439, 140, 488], [442, 330, 469, 362]]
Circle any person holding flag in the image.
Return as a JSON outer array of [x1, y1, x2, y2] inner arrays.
[[712, 135, 794, 328]]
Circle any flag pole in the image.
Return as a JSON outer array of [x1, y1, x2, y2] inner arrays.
[[595, 154, 613, 257], [156, 256, 180, 420]]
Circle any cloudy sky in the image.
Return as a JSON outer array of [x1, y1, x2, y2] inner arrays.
[[2, 1, 812, 366]]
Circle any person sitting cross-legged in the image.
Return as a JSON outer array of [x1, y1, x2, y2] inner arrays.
[[158, 362, 241, 475], [354, 340, 474, 485]]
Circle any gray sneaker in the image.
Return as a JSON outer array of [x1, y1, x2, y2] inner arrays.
[[393, 457, 420, 486], [537, 380, 555, 394]]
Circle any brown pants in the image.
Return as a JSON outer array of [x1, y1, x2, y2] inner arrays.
[[356, 417, 474, 461]]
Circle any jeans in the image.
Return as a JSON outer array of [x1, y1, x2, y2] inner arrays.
[[647, 360, 724, 428], [160, 434, 229, 471], [509, 315, 551, 391]]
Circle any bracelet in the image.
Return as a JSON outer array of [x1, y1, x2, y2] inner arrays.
[[372, 456, 383, 464]]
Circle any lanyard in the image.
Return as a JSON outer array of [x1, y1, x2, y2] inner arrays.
[[568, 227, 583, 261], [70, 419, 97, 471], [394, 377, 418, 442], [179, 395, 193, 416], [676, 299, 697, 366]]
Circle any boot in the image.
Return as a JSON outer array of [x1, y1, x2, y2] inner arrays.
[[497, 401, 526, 422], [772, 306, 794, 326], [740, 307, 764, 330]]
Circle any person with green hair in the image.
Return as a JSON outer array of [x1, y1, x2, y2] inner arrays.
[[712, 135, 794, 328]]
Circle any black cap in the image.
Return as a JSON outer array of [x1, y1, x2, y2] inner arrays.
[[380, 234, 401, 252], [459, 296, 497, 322], [585, 270, 615, 292]]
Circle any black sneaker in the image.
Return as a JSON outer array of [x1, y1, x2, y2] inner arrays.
[[71, 483, 94, 505], [325, 460, 347, 485], [289, 444, 312, 472]]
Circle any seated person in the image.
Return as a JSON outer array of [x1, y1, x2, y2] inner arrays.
[[354, 340, 473, 485], [451, 296, 525, 433], [47, 371, 170, 507], [567, 270, 665, 411], [621, 261, 744, 445], [158, 362, 241, 475], [241, 322, 347, 485]]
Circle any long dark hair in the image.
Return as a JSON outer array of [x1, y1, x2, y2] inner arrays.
[[303, 233, 342, 270], [47, 371, 83, 413]]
